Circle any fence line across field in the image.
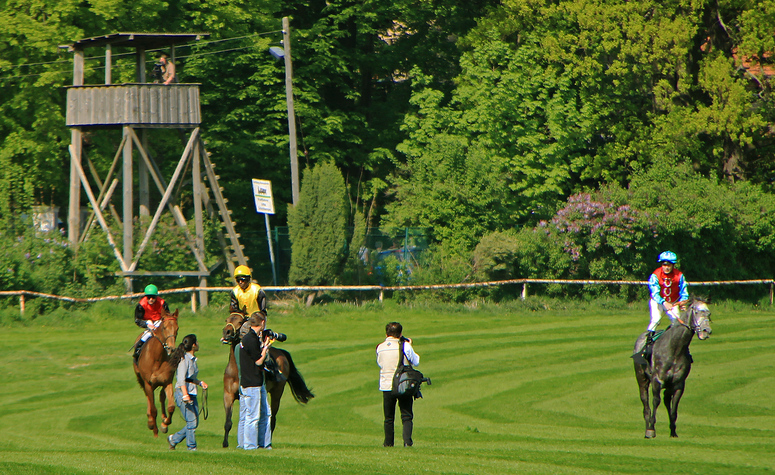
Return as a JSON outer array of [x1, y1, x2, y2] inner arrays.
[[2, 278, 774, 314]]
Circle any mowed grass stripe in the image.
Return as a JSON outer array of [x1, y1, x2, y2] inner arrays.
[[0, 300, 773, 474]]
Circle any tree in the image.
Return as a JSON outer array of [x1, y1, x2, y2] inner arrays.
[[385, 0, 775, 255], [287, 161, 348, 286]]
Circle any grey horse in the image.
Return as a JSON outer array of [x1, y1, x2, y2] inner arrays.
[[633, 297, 712, 438]]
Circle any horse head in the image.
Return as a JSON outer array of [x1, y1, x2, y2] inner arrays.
[[155, 308, 179, 355], [685, 297, 712, 341], [222, 312, 246, 345]]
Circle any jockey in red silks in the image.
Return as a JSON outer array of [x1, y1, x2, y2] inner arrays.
[[646, 251, 689, 340], [132, 284, 170, 360]]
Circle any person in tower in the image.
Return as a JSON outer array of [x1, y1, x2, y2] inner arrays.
[[132, 284, 171, 360]]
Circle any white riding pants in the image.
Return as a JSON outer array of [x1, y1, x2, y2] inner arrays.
[[140, 320, 161, 342], [648, 300, 681, 331]]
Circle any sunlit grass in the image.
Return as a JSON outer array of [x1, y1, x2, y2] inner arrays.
[[0, 298, 773, 474]]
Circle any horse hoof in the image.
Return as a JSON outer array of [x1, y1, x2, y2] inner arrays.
[[645, 430, 656, 439], [161, 424, 168, 434]]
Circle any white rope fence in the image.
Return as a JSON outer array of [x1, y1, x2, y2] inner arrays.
[[2, 278, 773, 314]]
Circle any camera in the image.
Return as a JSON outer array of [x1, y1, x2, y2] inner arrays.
[[262, 329, 287, 342], [151, 62, 163, 81]]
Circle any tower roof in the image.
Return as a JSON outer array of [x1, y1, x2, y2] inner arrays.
[[61, 32, 209, 51]]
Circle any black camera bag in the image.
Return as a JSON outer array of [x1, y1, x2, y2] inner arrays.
[[391, 339, 425, 398]]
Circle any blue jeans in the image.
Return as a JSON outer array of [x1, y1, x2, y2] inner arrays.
[[238, 385, 271, 449], [171, 389, 199, 449]]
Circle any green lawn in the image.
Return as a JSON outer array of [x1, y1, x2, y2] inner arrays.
[[0, 299, 773, 474]]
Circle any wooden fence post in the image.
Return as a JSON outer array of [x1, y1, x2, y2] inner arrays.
[[20, 294, 25, 315], [521, 283, 527, 300], [191, 292, 197, 313]]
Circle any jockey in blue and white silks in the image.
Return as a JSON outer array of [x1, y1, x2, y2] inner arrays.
[[647, 251, 689, 333]]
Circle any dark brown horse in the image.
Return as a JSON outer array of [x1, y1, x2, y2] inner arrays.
[[634, 297, 712, 438], [221, 312, 314, 448], [133, 308, 180, 437]]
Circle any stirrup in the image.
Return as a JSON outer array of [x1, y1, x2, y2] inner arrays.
[[133, 341, 144, 360]]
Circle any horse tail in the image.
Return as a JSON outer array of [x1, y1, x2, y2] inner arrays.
[[276, 348, 315, 404]]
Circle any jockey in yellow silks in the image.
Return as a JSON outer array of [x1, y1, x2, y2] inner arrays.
[[229, 265, 284, 382], [229, 266, 267, 338]]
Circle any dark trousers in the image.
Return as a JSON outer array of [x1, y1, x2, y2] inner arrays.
[[382, 391, 413, 446]]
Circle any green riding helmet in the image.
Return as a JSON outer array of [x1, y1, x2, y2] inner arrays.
[[144, 284, 159, 296]]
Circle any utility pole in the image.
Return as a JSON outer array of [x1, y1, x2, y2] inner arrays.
[[282, 17, 300, 206]]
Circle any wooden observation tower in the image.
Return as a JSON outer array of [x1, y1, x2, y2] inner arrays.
[[62, 33, 248, 303]]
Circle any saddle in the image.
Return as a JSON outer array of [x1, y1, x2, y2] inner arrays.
[[264, 355, 287, 383], [631, 330, 664, 365]]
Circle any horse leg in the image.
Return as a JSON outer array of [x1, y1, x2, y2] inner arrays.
[[143, 382, 159, 437], [648, 378, 663, 439], [634, 363, 652, 438], [160, 383, 175, 433], [668, 383, 685, 438], [268, 382, 286, 434], [223, 390, 237, 448]]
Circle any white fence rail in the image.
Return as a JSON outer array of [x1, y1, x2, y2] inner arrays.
[[2, 278, 773, 315]]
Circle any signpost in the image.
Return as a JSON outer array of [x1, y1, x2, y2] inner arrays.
[[252, 179, 277, 285]]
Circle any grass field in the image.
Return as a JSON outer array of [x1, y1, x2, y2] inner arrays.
[[0, 298, 773, 474]]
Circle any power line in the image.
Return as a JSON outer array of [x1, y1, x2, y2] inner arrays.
[[0, 29, 283, 76], [0, 38, 281, 83]]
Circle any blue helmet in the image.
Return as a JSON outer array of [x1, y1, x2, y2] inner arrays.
[[657, 251, 677, 264]]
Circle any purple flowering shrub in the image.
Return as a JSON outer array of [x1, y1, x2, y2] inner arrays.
[[0, 227, 75, 303], [474, 193, 661, 298], [544, 193, 657, 280]]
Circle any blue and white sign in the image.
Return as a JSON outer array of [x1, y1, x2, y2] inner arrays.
[[252, 179, 275, 215]]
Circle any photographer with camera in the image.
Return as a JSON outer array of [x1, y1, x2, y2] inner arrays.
[[376, 321, 420, 447], [228, 266, 285, 381], [237, 312, 272, 450], [153, 53, 176, 85]]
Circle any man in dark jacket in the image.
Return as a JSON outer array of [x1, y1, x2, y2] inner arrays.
[[237, 313, 272, 449]]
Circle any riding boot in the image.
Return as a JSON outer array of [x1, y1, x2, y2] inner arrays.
[[133, 339, 145, 361], [264, 355, 286, 383]]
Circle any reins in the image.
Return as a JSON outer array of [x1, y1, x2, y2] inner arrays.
[[151, 316, 178, 353], [198, 387, 208, 420], [675, 299, 710, 336]]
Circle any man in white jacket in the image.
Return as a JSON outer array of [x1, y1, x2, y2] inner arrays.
[[376, 321, 420, 447]]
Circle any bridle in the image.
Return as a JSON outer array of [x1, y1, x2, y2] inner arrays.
[[152, 316, 178, 354], [675, 300, 711, 336], [222, 312, 247, 344]]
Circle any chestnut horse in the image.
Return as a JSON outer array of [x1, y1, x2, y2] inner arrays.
[[221, 312, 314, 447], [133, 308, 180, 437], [634, 297, 712, 438]]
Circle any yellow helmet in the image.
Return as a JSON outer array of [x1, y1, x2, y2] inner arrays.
[[234, 265, 252, 279]]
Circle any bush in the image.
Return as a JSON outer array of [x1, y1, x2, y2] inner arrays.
[[472, 163, 775, 302], [288, 162, 348, 286]]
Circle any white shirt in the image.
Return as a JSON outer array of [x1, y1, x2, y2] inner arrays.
[[376, 337, 419, 391]]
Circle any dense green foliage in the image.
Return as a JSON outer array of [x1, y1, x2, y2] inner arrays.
[[388, 0, 775, 255], [0, 301, 773, 474], [2, 0, 775, 296]]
